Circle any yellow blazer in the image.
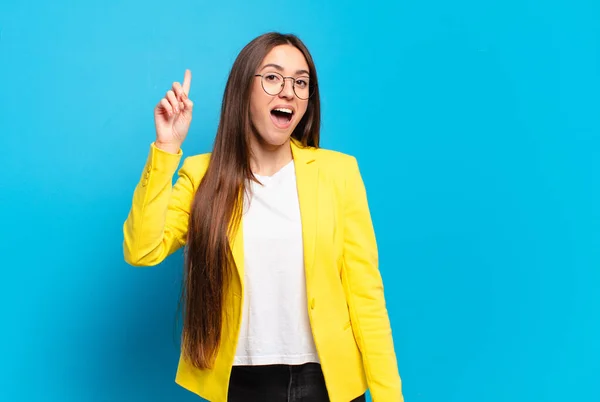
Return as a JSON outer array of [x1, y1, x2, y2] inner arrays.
[[123, 139, 403, 402]]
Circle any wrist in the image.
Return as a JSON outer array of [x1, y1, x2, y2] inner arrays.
[[154, 141, 181, 154]]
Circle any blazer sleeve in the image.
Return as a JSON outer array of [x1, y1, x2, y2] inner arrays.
[[341, 156, 404, 401], [123, 142, 200, 266]]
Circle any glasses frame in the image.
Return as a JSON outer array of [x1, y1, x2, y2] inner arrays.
[[254, 72, 314, 100]]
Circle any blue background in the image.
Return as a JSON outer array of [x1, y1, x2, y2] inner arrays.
[[1, 0, 598, 401]]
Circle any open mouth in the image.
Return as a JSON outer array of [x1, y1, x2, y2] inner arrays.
[[270, 107, 294, 128]]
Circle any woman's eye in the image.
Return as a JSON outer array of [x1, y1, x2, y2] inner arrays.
[[296, 79, 308, 88]]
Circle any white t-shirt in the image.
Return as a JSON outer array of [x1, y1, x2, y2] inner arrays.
[[233, 159, 320, 366]]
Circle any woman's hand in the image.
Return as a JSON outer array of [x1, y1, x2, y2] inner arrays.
[[154, 69, 193, 153]]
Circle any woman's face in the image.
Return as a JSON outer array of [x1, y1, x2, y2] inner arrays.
[[249, 44, 310, 148]]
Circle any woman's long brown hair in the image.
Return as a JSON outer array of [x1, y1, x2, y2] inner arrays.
[[181, 32, 321, 369]]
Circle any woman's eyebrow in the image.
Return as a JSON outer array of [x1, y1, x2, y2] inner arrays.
[[260, 63, 310, 76]]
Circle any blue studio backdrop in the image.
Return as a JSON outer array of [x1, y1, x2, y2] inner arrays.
[[1, 0, 599, 401]]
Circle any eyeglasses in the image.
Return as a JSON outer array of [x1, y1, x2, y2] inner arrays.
[[254, 72, 313, 100]]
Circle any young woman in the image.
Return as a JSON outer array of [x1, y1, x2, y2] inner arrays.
[[123, 32, 403, 402]]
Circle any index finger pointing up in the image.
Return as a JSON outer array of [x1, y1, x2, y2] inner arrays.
[[182, 69, 192, 95]]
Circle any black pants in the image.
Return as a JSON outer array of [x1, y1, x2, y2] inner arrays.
[[227, 363, 366, 402]]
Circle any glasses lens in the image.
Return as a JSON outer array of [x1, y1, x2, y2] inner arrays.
[[261, 72, 283, 95], [293, 76, 311, 99]]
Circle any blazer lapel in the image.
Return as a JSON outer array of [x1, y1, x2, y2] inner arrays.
[[291, 139, 319, 288], [230, 211, 244, 291]]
